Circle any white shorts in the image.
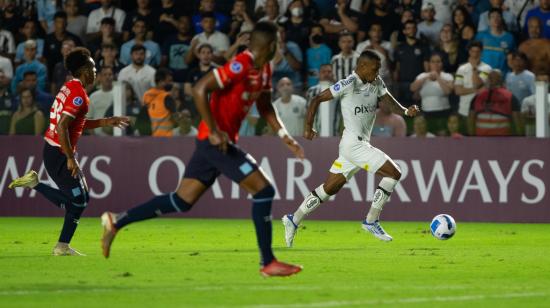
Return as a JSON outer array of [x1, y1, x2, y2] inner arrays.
[[329, 133, 391, 180]]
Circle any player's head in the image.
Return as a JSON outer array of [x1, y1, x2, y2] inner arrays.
[[319, 64, 333, 82], [355, 50, 381, 83], [131, 44, 146, 66], [249, 21, 278, 65], [65, 47, 96, 86]]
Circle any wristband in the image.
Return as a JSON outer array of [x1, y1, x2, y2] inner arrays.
[[404, 109, 410, 117], [277, 127, 289, 138]]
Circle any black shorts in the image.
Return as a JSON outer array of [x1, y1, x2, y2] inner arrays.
[[43, 143, 89, 206], [183, 139, 259, 187]]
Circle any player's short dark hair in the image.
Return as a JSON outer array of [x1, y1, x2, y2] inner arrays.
[[359, 50, 381, 62], [251, 21, 278, 45], [101, 17, 116, 26], [201, 12, 215, 20], [467, 40, 483, 50], [54, 11, 67, 20], [154, 68, 172, 83], [131, 44, 146, 54], [64, 47, 92, 76], [23, 70, 38, 78]]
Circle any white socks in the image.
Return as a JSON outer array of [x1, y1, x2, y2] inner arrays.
[[292, 185, 330, 225], [366, 177, 398, 223]]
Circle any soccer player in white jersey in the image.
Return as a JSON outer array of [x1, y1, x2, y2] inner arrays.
[[282, 50, 420, 246]]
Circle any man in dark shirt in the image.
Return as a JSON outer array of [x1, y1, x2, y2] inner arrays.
[[358, 0, 400, 42], [161, 16, 194, 83], [44, 12, 82, 80], [122, 0, 159, 42]]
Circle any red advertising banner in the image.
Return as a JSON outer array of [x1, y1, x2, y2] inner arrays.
[[0, 136, 548, 222]]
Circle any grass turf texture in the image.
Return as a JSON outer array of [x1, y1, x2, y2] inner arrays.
[[1, 217, 549, 307]]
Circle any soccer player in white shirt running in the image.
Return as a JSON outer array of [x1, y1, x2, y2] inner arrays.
[[282, 50, 420, 246]]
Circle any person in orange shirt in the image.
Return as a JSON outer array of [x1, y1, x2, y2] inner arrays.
[[143, 68, 179, 137]]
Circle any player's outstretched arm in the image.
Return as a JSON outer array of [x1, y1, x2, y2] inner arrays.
[[304, 89, 334, 140], [57, 115, 80, 178], [84, 117, 130, 130], [379, 92, 420, 118], [256, 91, 304, 159]]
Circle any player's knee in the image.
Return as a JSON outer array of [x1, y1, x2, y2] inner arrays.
[[253, 184, 275, 200]]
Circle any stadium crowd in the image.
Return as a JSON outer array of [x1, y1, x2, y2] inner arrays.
[[0, 0, 549, 138]]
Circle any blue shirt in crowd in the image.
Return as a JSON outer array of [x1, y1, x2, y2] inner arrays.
[[15, 39, 45, 63], [306, 44, 332, 87], [272, 41, 303, 90], [120, 40, 162, 67], [11, 60, 48, 94], [475, 30, 516, 74], [524, 7, 550, 38], [505, 70, 536, 104]]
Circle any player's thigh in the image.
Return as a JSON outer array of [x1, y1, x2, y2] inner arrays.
[[180, 142, 220, 204], [329, 154, 361, 182], [346, 142, 392, 175]]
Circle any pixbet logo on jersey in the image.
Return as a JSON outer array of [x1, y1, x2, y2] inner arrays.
[[354, 104, 377, 115]]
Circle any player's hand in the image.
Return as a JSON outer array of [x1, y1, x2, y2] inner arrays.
[[105, 117, 130, 128], [209, 130, 230, 154], [406, 105, 420, 117], [303, 127, 317, 140], [67, 157, 81, 179], [283, 135, 305, 159]]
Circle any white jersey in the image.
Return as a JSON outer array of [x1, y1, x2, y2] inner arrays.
[[329, 71, 388, 142]]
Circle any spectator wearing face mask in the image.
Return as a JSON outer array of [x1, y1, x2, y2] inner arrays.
[[283, 0, 313, 52], [306, 24, 332, 87]]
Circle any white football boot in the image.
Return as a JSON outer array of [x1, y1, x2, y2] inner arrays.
[[362, 220, 393, 241], [282, 214, 298, 248]]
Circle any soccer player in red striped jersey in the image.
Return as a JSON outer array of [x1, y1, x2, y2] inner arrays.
[[9, 48, 129, 256], [101, 22, 304, 277]]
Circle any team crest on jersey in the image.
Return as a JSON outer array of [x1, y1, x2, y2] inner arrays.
[[73, 96, 83, 106], [230, 61, 243, 73], [333, 84, 341, 91]]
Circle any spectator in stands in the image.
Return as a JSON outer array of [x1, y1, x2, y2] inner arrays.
[[258, 0, 284, 24], [155, 0, 180, 43], [452, 5, 475, 37], [15, 20, 44, 65], [306, 24, 332, 87], [410, 114, 435, 137], [469, 69, 521, 136], [273, 77, 307, 136], [173, 109, 198, 137], [224, 31, 251, 60], [410, 52, 454, 135], [192, 0, 230, 34], [519, 18, 550, 77], [64, 0, 88, 43], [228, 0, 255, 41], [0, 55, 12, 84], [123, 0, 158, 42], [331, 32, 359, 82], [526, 16, 543, 39], [37, 0, 58, 33], [393, 9, 416, 44], [504, 0, 539, 27], [457, 22, 477, 65], [417, 2, 444, 46], [478, 0, 517, 33], [284, 0, 313, 52], [524, 0, 550, 38], [320, 0, 360, 35], [51, 39, 75, 94], [14, 71, 53, 116], [86, 0, 126, 39], [44, 12, 82, 77], [475, 8, 516, 74], [356, 23, 393, 85], [192, 13, 230, 65], [144, 68, 177, 137], [394, 20, 430, 106], [87, 17, 121, 59], [239, 104, 259, 137], [372, 99, 407, 137], [272, 27, 303, 91], [434, 24, 460, 73], [447, 113, 464, 138], [120, 18, 161, 67], [429, 0, 456, 25], [359, 0, 399, 42], [305, 63, 339, 136], [184, 44, 215, 98], [255, 0, 291, 17], [96, 43, 122, 76], [0, 70, 13, 134], [506, 52, 536, 104], [11, 40, 48, 95], [454, 41, 491, 121], [0, 0, 22, 35], [9, 88, 45, 135], [88, 66, 114, 136], [162, 15, 194, 84], [118, 45, 156, 104], [0, 18, 16, 58]]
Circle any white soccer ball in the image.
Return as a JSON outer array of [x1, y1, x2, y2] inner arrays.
[[430, 214, 456, 240]]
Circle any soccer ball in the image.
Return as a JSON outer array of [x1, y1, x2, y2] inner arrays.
[[430, 214, 456, 240]]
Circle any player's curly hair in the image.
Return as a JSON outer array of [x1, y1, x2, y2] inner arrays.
[[65, 47, 92, 76]]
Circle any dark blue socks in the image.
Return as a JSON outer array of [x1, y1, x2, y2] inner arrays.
[[115, 193, 192, 229], [252, 185, 276, 266]]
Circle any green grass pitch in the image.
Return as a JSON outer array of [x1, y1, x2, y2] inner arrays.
[[1, 217, 549, 307]]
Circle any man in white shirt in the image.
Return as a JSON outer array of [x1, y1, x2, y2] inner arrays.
[[282, 50, 420, 246], [88, 66, 114, 135], [417, 2, 443, 46], [192, 12, 230, 65], [331, 32, 360, 83], [273, 77, 307, 136], [0, 55, 13, 80], [454, 41, 492, 117], [118, 45, 156, 104], [423, 0, 455, 24], [86, 0, 126, 35]]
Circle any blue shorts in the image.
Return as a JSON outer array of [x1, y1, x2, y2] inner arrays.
[[184, 139, 259, 187]]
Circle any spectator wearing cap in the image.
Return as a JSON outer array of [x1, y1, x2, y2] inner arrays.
[[191, 13, 230, 65], [524, 0, 550, 38], [118, 44, 156, 104], [51, 39, 76, 94], [87, 0, 126, 36], [123, 0, 158, 42], [478, 0, 517, 33], [96, 43, 123, 76], [64, 0, 88, 43], [37, 0, 58, 33], [192, 0, 230, 34], [88, 17, 122, 59], [161, 15, 194, 83], [44, 12, 82, 78], [120, 18, 161, 67], [505, 52, 535, 104], [15, 20, 45, 65], [358, 0, 400, 42], [425, 0, 456, 25], [475, 8, 516, 74], [417, 2, 444, 46], [11, 40, 48, 95]]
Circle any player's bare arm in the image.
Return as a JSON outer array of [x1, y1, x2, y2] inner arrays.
[[191, 71, 229, 153], [84, 117, 130, 130], [304, 89, 334, 140], [256, 91, 304, 159], [57, 114, 80, 178], [379, 92, 420, 117]]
